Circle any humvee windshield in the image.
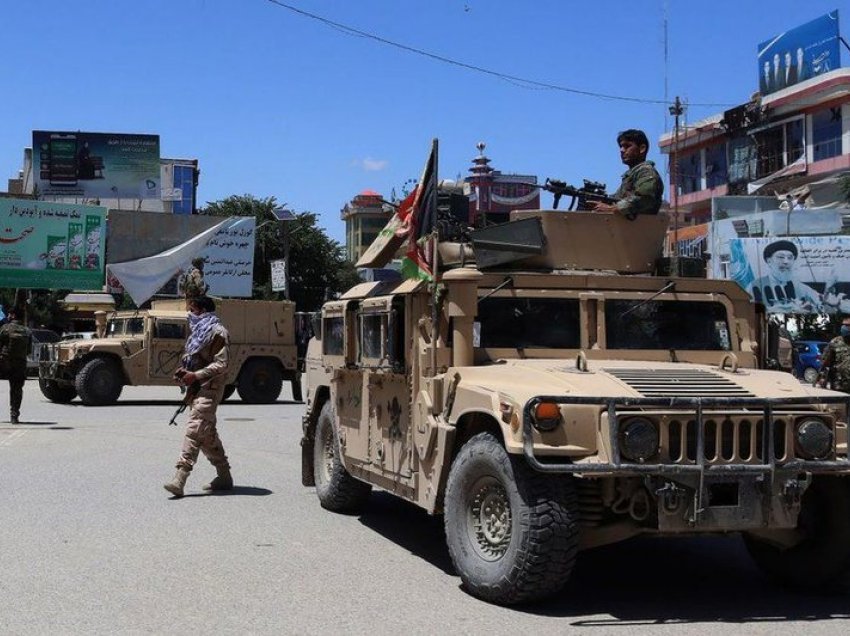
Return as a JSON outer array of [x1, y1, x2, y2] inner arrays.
[[477, 298, 580, 348], [106, 317, 145, 337], [605, 300, 731, 350]]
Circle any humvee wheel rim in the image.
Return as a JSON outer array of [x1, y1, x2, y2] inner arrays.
[[318, 423, 335, 484], [468, 477, 512, 561]]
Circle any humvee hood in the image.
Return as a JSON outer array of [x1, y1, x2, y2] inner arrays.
[[455, 358, 833, 404]]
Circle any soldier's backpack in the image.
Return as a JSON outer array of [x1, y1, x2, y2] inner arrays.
[[3, 324, 30, 361]]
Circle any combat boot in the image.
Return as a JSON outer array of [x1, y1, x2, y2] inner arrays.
[[164, 468, 191, 498], [203, 465, 233, 491], [10, 413, 19, 425]]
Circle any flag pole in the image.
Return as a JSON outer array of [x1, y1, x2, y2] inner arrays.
[[430, 138, 439, 378]]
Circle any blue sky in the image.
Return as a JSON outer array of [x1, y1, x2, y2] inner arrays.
[[1, 1, 844, 242]]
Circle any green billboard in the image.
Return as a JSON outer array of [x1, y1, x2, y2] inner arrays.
[[0, 199, 107, 289]]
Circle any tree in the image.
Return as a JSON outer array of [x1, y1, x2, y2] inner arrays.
[[201, 195, 360, 310]]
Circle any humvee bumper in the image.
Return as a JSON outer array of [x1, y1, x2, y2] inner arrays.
[[522, 394, 850, 531]]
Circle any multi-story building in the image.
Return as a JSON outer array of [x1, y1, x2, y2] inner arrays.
[[341, 189, 392, 263], [659, 68, 850, 225], [464, 142, 539, 226]]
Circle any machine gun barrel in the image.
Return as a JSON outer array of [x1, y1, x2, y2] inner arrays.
[[543, 178, 618, 210]]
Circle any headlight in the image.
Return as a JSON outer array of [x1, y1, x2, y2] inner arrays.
[[795, 418, 833, 459], [620, 417, 659, 463], [531, 401, 561, 432]]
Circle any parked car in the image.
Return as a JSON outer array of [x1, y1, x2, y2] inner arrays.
[[793, 340, 829, 384], [27, 328, 61, 376]]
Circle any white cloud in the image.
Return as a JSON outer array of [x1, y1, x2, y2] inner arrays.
[[352, 157, 388, 172]]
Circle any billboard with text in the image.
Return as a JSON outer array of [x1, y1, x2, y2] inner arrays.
[[33, 130, 160, 199], [0, 198, 107, 289]]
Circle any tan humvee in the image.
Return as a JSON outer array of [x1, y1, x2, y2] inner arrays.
[[301, 210, 850, 605], [39, 298, 300, 406]]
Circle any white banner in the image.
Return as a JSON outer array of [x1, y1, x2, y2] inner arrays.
[[107, 217, 255, 306], [729, 236, 850, 314]]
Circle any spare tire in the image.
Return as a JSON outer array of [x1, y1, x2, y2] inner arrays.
[[237, 358, 283, 404]]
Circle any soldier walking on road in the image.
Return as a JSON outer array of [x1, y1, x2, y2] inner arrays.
[[0, 310, 31, 424], [817, 316, 850, 391], [164, 296, 233, 498]]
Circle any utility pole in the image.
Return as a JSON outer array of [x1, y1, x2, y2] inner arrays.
[[669, 96, 685, 271]]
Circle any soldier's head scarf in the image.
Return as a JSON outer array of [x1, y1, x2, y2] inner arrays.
[[183, 310, 221, 369]]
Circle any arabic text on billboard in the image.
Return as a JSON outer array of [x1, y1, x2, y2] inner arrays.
[[757, 10, 840, 96], [729, 236, 850, 314], [0, 198, 107, 290], [32, 130, 161, 199]]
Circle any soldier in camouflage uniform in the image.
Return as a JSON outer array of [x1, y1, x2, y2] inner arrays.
[[164, 296, 233, 497], [817, 316, 850, 391], [179, 257, 209, 303], [0, 310, 31, 424], [587, 129, 664, 219]]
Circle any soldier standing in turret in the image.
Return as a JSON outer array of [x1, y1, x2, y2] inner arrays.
[[587, 129, 664, 219], [179, 257, 209, 303]]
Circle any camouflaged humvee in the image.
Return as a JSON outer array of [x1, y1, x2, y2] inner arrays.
[[39, 298, 300, 406], [301, 210, 850, 605]]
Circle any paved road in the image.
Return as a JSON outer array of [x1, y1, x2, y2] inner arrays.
[[1, 380, 848, 635]]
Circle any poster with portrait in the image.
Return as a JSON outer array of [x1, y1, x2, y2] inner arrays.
[[757, 11, 840, 96], [729, 236, 850, 314]]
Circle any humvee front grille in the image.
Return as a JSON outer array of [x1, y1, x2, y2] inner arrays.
[[605, 368, 753, 398], [663, 415, 789, 464]]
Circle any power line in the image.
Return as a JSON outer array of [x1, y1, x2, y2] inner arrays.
[[264, 0, 734, 108]]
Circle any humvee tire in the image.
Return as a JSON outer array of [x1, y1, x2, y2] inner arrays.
[[237, 358, 283, 404], [743, 476, 850, 592], [313, 402, 371, 512], [444, 432, 579, 605], [75, 357, 123, 406], [222, 385, 237, 402], [38, 378, 77, 404]]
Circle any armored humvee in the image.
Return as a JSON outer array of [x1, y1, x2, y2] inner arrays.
[[301, 208, 850, 605], [39, 298, 300, 406]]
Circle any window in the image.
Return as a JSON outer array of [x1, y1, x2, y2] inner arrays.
[[107, 319, 123, 336], [704, 143, 728, 189], [605, 300, 731, 350], [676, 151, 701, 194], [812, 107, 842, 161], [360, 313, 384, 360], [476, 297, 580, 348], [728, 135, 756, 183], [127, 318, 144, 335], [322, 317, 344, 356], [155, 320, 185, 339], [751, 117, 805, 179]]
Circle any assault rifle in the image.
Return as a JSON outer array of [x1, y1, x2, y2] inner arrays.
[[168, 368, 201, 426], [542, 178, 618, 211]]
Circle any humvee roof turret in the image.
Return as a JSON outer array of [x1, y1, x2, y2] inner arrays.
[[301, 210, 850, 605], [39, 298, 301, 406]]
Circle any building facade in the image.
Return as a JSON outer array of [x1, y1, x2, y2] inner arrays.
[[341, 189, 392, 262], [660, 68, 850, 225]]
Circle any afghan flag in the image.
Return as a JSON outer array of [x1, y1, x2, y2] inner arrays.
[[395, 139, 438, 281]]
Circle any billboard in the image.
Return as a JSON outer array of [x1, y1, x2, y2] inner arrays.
[[729, 236, 850, 314], [0, 198, 107, 290], [758, 11, 840, 96], [32, 130, 160, 199]]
